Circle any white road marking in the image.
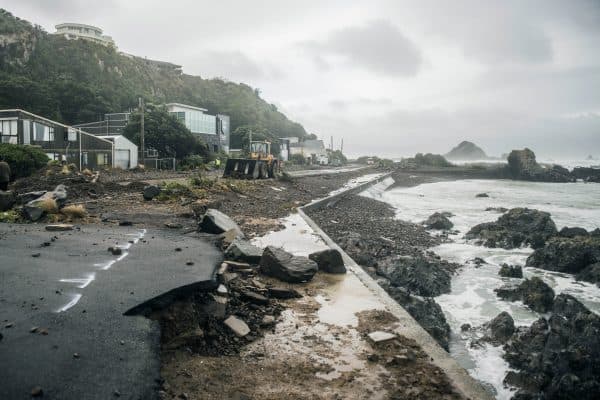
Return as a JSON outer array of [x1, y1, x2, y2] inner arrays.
[[57, 293, 82, 313], [60, 273, 96, 288]]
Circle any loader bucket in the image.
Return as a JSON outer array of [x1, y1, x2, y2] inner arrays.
[[223, 158, 267, 179]]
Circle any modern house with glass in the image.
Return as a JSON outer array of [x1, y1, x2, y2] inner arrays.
[[165, 103, 230, 153], [0, 109, 120, 169], [53, 23, 116, 47]]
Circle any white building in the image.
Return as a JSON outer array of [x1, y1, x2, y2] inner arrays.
[[289, 139, 329, 165], [98, 135, 138, 169], [54, 23, 116, 47]]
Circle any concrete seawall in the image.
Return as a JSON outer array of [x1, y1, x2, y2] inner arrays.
[[298, 173, 494, 400]]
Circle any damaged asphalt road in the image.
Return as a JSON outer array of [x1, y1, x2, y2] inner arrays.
[[0, 223, 222, 400]]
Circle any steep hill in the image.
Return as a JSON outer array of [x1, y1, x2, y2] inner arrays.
[[445, 141, 489, 160], [0, 9, 307, 144]]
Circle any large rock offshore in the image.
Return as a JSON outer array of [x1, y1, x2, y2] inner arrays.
[[375, 255, 452, 297], [465, 208, 557, 249], [506, 148, 574, 182]]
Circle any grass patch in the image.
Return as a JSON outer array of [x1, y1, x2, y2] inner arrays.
[[0, 210, 20, 223], [34, 198, 58, 213], [61, 204, 87, 219]]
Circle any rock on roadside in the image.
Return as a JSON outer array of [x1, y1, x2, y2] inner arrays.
[[198, 209, 245, 237], [143, 185, 161, 201], [308, 249, 346, 274], [376, 255, 452, 297], [224, 239, 263, 264], [259, 246, 318, 283]]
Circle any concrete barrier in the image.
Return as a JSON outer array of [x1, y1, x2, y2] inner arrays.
[[299, 173, 494, 400]]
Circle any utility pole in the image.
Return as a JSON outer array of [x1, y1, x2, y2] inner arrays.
[[330, 135, 333, 151], [139, 97, 145, 166], [341, 138, 344, 153]]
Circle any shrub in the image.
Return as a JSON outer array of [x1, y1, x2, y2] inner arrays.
[[0, 143, 49, 179], [33, 198, 58, 213], [179, 155, 205, 170]]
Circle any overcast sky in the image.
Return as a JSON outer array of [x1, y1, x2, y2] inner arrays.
[[5, 0, 600, 158]]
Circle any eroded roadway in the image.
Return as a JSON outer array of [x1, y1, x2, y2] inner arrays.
[[0, 223, 221, 400]]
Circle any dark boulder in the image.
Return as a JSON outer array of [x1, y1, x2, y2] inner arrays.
[[520, 278, 555, 312], [572, 166, 600, 183], [486, 311, 515, 344], [526, 236, 600, 284], [498, 264, 523, 278], [0, 190, 16, 211], [308, 249, 346, 274], [259, 246, 318, 283], [507, 148, 574, 182], [475, 193, 489, 198], [386, 286, 451, 351], [224, 239, 263, 264], [485, 207, 508, 213], [143, 185, 161, 200], [465, 208, 557, 249], [199, 209, 245, 237], [576, 262, 600, 285], [558, 226, 589, 238], [375, 255, 452, 297], [503, 294, 600, 399], [495, 277, 554, 313], [423, 212, 454, 230]]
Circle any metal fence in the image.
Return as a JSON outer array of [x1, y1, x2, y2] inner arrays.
[[144, 158, 176, 170]]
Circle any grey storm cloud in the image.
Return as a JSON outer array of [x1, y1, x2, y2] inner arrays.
[[302, 20, 423, 76], [190, 50, 282, 82]]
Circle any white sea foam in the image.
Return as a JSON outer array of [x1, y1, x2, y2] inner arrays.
[[367, 178, 600, 398]]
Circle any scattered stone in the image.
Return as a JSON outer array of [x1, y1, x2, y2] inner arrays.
[[216, 284, 228, 295], [73, 352, 80, 359], [185, 261, 194, 266], [498, 264, 523, 278], [164, 221, 182, 229], [308, 248, 346, 273], [221, 272, 239, 284], [202, 295, 228, 319], [224, 260, 252, 271], [16, 190, 46, 205], [31, 253, 41, 258], [259, 246, 318, 283], [30, 327, 38, 333], [485, 207, 508, 213], [118, 220, 133, 226], [31, 386, 43, 397], [240, 290, 269, 305], [45, 224, 74, 232], [470, 257, 486, 267], [174, 247, 182, 252], [114, 390, 121, 397], [23, 204, 44, 222], [465, 208, 557, 249], [108, 246, 123, 256], [261, 315, 276, 326], [0, 190, 16, 211], [268, 287, 302, 299], [220, 228, 242, 249], [367, 331, 397, 343], [224, 239, 263, 264], [143, 185, 161, 201], [460, 323, 471, 332], [198, 209, 245, 237], [475, 193, 489, 198], [423, 212, 454, 230], [223, 316, 250, 337], [5, 322, 14, 328]]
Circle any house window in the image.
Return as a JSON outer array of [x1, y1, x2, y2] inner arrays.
[[64, 128, 77, 141], [82, 152, 89, 166], [34, 122, 54, 141], [97, 153, 109, 166], [0, 119, 18, 144]]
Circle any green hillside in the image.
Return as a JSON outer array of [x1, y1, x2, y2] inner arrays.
[[0, 9, 307, 145]]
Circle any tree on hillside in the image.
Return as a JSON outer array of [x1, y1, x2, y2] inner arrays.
[[231, 125, 280, 156], [123, 105, 208, 159]]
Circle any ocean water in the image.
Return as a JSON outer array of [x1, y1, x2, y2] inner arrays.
[[363, 179, 600, 399]]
